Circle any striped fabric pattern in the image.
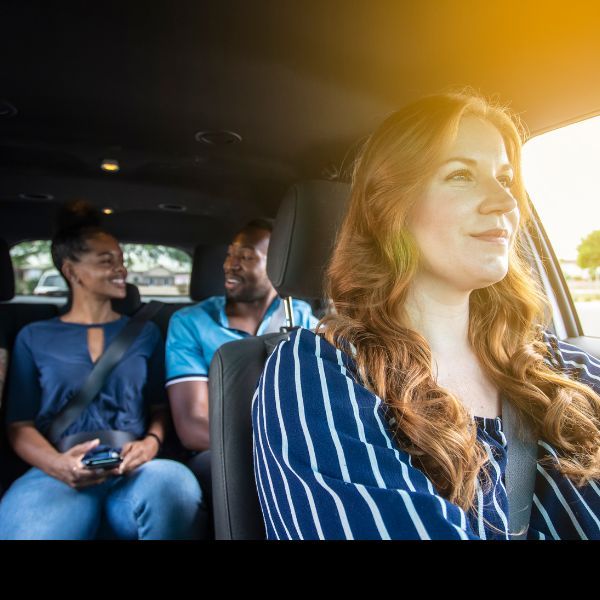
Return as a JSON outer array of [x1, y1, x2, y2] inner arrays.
[[252, 327, 600, 540]]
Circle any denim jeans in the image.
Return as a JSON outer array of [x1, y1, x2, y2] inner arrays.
[[0, 459, 207, 540]]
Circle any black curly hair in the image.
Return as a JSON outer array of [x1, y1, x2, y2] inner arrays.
[[50, 199, 109, 276]]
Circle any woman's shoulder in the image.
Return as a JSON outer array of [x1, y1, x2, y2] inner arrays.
[[277, 326, 356, 369], [264, 326, 367, 404], [14, 316, 62, 344], [137, 318, 163, 348], [539, 329, 600, 381], [541, 329, 587, 362]]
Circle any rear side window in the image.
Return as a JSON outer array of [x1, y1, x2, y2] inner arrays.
[[10, 241, 192, 300], [124, 244, 192, 299], [523, 115, 600, 337]]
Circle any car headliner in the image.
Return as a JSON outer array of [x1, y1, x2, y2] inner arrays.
[[2, 1, 600, 252]]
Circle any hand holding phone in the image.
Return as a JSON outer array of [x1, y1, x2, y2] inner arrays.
[[82, 444, 123, 470]]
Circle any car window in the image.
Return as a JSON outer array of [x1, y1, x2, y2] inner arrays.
[[123, 244, 192, 300], [10, 241, 192, 301], [523, 116, 600, 337]]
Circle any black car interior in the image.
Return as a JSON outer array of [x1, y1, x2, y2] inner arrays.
[[2, 2, 600, 538]]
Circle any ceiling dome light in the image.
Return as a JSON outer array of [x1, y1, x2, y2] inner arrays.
[[101, 159, 120, 172], [194, 130, 242, 145], [102, 207, 114, 215]]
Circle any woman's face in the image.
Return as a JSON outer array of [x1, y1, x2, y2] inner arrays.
[[65, 232, 127, 299], [407, 115, 520, 295]]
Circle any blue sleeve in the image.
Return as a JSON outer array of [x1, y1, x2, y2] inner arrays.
[[5, 326, 42, 424], [542, 331, 600, 395], [145, 324, 167, 406], [252, 327, 479, 540], [165, 309, 209, 384]]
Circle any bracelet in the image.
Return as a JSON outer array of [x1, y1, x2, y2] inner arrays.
[[145, 432, 162, 451]]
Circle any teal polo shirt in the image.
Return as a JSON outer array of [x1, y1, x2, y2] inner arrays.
[[165, 295, 317, 386]]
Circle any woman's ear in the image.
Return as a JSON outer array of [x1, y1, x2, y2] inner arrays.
[[61, 261, 79, 286]]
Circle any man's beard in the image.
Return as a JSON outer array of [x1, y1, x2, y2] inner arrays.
[[225, 285, 269, 303]]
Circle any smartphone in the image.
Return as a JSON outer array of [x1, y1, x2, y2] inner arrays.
[[82, 445, 123, 470]]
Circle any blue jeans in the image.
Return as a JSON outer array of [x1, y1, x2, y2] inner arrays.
[[0, 459, 207, 540]]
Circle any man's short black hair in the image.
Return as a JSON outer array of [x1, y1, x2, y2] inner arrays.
[[240, 218, 274, 234]]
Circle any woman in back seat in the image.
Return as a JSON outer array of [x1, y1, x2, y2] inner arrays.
[[253, 91, 600, 540], [0, 201, 205, 540]]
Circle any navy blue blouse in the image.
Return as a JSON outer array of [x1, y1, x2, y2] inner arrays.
[[252, 327, 600, 540], [5, 316, 165, 441]]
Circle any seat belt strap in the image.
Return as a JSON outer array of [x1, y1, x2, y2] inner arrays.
[[262, 298, 289, 335], [48, 301, 164, 444], [502, 395, 538, 540]]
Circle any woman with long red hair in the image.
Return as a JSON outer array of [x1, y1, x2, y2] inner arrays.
[[252, 91, 600, 539]]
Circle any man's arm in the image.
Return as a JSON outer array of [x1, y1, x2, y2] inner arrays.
[[165, 308, 211, 452], [168, 380, 210, 451]]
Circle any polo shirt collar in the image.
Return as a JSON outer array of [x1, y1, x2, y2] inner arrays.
[[215, 295, 281, 333]]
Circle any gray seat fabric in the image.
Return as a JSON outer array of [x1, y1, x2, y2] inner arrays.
[[209, 180, 350, 539]]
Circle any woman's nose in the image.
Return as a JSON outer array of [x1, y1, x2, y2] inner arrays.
[[479, 179, 518, 216]]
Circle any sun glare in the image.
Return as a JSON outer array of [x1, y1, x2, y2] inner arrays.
[[522, 115, 600, 261]]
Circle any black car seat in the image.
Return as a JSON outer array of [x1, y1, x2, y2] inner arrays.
[[190, 243, 227, 301], [209, 180, 350, 539], [60, 282, 142, 316]]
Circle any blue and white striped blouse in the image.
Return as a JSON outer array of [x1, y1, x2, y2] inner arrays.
[[252, 327, 600, 540]]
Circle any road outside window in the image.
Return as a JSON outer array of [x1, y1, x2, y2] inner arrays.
[[10, 241, 192, 301], [523, 116, 600, 337]]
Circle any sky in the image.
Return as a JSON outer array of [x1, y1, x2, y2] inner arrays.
[[522, 115, 600, 261]]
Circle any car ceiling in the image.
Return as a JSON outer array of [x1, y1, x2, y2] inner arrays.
[[2, 0, 600, 251]]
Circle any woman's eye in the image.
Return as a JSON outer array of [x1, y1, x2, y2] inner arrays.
[[498, 176, 514, 189], [446, 169, 473, 182]]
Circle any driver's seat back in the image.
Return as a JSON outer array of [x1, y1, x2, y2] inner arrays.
[[209, 180, 350, 539]]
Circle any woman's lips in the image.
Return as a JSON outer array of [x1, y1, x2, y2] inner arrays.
[[471, 235, 508, 245], [470, 229, 509, 246]]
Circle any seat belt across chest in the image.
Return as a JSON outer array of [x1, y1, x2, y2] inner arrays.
[[48, 301, 164, 445], [502, 395, 538, 540]]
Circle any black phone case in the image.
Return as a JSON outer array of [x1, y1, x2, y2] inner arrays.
[[83, 456, 123, 470]]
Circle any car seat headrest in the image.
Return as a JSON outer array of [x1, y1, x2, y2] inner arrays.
[[190, 244, 227, 301], [0, 239, 15, 301], [267, 180, 350, 300], [112, 282, 142, 315]]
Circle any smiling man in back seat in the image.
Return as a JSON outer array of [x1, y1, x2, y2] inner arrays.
[[165, 219, 317, 500]]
